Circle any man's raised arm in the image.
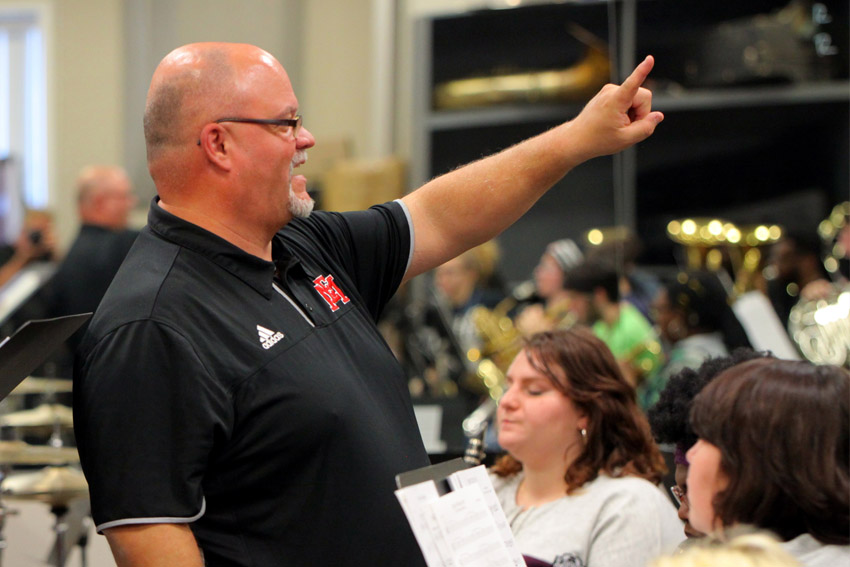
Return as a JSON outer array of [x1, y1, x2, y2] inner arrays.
[[401, 56, 664, 282]]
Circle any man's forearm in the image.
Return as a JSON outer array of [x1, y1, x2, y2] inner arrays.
[[403, 121, 580, 277], [105, 523, 204, 567]]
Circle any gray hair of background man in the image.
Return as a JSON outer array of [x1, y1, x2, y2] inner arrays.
[[76, 165, 134, 230]]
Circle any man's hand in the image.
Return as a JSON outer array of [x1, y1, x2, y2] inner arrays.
[[567, 55, 664, 162], [401, 56, 663, 281]]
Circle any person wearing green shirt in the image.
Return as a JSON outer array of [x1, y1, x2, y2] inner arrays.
[[562, 261, 663, 409]]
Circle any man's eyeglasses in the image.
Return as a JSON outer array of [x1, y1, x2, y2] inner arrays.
[[214, 115, 303, 138], [670, 485, 688, 508]]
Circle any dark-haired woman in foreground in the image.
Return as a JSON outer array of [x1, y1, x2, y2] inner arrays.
[[491, 328, 683, 567], [688, 358, 850, 566], [648, 348, 768, 541]]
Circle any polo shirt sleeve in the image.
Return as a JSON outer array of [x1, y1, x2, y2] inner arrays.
[[293, 202, 411, 320], [74, 319, 233, 532]]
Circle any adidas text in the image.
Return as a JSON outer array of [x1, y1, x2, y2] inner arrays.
[[257, 325, 285, 350]]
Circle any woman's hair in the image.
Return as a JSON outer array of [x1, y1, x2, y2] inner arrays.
[[648, 348, 768, 455], [491, 327, 667, 491], [650, 531, 801, 567], [690, 358, 850, 545]]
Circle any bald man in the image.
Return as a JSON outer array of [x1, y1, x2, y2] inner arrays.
[[73, 42, 663, 567], [45, 166, 138, 348]]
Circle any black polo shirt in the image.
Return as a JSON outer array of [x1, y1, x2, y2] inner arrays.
[[44, 224, 139, 351], [47, 224, 139, 317], [74, 199, 429, 567]]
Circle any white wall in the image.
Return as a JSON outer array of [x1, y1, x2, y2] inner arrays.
[[301, 0, 373, 158], [3, 0, 395, 248], [122, 0, 304, 207], [0, 0, 126, 248]]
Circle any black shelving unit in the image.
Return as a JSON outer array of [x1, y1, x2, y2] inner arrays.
[[411, 0, 850, 282]]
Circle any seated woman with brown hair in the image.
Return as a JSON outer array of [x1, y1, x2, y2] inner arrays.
[[687, 358, 850, 567], [490, 328, 683, 567]]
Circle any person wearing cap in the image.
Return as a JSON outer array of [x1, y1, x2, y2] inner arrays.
[[515, 238, 584, 336]]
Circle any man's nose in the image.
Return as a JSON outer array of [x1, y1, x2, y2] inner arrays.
[[297, 126, 315, 149]]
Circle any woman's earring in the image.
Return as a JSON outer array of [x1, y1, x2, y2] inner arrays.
[[580, 428, 587, 444]]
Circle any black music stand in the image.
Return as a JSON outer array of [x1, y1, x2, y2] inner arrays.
[[0, 313, 91, 402], [0, 313, 91, 567]]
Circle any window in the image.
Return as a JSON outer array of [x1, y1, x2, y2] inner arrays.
[[0, 4, 50, 241]]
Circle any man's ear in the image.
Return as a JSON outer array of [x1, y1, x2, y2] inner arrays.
[[198, 123, 233, 171]]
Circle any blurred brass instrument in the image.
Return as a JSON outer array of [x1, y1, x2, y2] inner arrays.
[[666, 218, 782, 296], [818, 201, 850, 279], [621, 336, 664, 380], [433, 26, 610, 110], [788, 287, 850, 367], [456, 298, 524, 464], [788, 202, 850, 367], [467, 298, 524, 400], [664, 210, 850, 367]]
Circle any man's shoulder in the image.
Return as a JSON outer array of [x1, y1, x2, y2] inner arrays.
[[64, 225, 139, 258], [277, 202, 409, 278], [280, 202, 405, 241], [87, 229, 182, 331]]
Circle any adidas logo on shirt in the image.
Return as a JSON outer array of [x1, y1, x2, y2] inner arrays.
[[257, 325, 285, 350]]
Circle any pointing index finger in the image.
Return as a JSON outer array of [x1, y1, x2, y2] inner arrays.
[[618, 55, 654, 101]]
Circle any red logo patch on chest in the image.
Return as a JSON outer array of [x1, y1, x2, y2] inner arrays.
[[312, 274, 350, 312]]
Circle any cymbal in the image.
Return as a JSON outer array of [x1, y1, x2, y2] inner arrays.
[[2, 465, 88, 506], [0, 441, 79, 465], [0, 404, 73, 428], [9, 377, 73, 395]]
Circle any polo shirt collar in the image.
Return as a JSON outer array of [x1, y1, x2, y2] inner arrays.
[[146, 197, 296, 299]]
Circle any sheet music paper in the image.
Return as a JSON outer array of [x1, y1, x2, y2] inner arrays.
[[733, 291, 801, 360], [430, 485, 515, 567], [395, 465, 519, 567], [446, 466, 525, 567], [395, 480, 457, 567]]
